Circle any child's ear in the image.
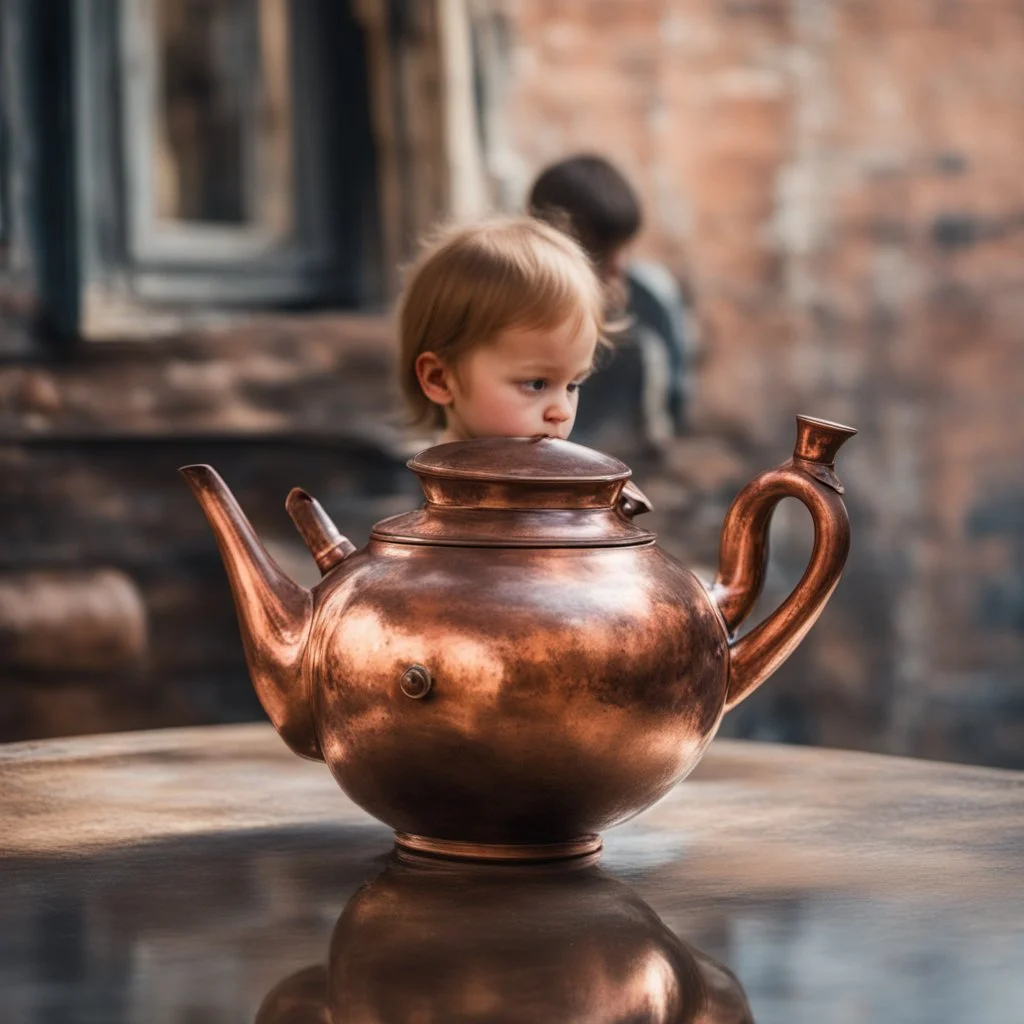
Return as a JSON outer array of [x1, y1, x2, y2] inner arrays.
[[415, 352, 456, 407]]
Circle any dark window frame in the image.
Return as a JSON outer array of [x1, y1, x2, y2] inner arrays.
[[0, 8, 7, 252], [37, 0, 378, 340]]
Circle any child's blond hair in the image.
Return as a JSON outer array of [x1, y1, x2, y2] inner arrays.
[[397, 216, 606, 427]]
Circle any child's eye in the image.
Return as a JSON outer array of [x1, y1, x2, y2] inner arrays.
[[520, 379, 547, 393], [568, 381, 584, 394]]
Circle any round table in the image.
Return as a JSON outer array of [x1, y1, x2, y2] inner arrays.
[[2, 724, 1021, 1022]]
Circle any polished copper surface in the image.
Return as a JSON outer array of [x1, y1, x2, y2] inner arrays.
[[791, 413, 858, 492], [285, 486, 356, 574], [710, 415, 855, 709], [409, 433, 631, 484], [376, 435, 654, 546], [180, 415, 854, 856], [371, 502, 656, 547], [409, 435, 630, 511], [179, 465, 321, 761], [393, 830, 603, 863]]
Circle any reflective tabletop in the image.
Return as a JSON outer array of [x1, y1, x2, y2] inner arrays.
[[1, 725, 1021, 1023]]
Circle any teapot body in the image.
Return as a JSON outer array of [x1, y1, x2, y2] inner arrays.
[[308, 538, 729, 849], [183, 420, 854, 860]]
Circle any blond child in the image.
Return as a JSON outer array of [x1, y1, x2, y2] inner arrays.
[[398, 217, 605, 444], [397, 216, 651, 514]]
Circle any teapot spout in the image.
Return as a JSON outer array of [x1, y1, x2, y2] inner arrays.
[[180, 465, 322, 761]]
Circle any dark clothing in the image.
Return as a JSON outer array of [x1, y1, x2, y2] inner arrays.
[[573, 261, 698, 452], [626, 260, 697, 437]]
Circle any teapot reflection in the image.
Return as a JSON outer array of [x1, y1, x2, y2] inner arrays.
[[256, 852, 752, 1024]]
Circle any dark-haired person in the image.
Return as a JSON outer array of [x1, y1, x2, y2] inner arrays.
[[528, 155, 700, 453]]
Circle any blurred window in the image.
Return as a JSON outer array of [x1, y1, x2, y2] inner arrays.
[[124, 0, 294, 261], [0, 10, 8, 254], [58, 0, 378, 337]]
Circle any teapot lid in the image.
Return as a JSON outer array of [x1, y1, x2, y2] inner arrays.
[[411, 436, 630, 486], [371, 437, 655, 548]]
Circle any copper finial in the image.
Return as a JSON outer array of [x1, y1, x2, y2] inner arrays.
[[791, 415, 857, 493], [793, 414, 858, 465]]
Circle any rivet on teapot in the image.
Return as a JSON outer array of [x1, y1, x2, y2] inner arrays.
[[400, 665, 433, 700]]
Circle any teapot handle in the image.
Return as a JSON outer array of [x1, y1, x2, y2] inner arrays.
[[710, 416, 855, 711]]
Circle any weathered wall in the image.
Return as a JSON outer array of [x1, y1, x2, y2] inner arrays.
[[0, 319, 420, 741], [1, 0, 1021, 769], [502, 0, 1024, 766]]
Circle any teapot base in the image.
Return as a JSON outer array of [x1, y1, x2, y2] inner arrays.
[[394, 831, 603, 864]]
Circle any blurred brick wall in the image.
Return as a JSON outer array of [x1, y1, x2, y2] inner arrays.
[[503, 0, 1024, 766], [0, 319, 419, 742], [2, 1, 1020, 768]]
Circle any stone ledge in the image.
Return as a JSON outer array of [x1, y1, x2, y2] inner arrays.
[[0, 312, 412, 448]]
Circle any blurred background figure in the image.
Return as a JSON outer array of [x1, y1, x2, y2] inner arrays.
[[529, 154, 701, 454], [0, 1, 1021, 771]]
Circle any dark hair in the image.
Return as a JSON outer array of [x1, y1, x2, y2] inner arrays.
[[528, 155, 642, 268]]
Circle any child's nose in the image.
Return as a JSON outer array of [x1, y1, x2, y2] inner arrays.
[[545, 397, 571, 422]]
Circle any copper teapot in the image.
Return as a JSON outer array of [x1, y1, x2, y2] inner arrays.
[[182, 415, 853, 861]]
